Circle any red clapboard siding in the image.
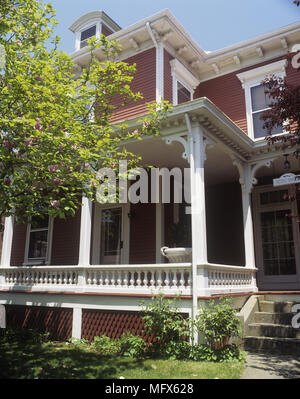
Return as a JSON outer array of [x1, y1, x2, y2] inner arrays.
[[51, 210, 81, 265], [10, 222, 27, 266], [5, 305, 73, 341], [110, 48, 156, 123], [194, 55, 299, 134], [164, 49, 173, 103], [129, 202, 156, 264]]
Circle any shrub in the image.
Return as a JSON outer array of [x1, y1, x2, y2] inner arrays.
[[162, 340, 192, 360], [190, 343, 246, 362], [92, 335, 121, 355], [119, 332, 146, 358], [1, 328, 50, 344], [141, 294, 190, 355], [196, 298, 242, 349]]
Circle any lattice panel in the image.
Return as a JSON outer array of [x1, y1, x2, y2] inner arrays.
[[81, 309, 152, 342], [5, 305, 73, 341]]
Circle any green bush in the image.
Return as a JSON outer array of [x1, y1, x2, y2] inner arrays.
[[92, 335, 121, 355], [190, 343, 245, 362], [1, 328, 50, 344], [196, 298, 242, 349], [119, 332, 146, 358], [141, 294, 190, 354], [162, 340, 192, 360]]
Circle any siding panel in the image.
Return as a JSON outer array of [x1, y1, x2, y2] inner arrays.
[[110, 48, 156, 123]]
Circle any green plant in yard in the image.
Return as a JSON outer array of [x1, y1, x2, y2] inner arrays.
[[196, 298, 242, 349], [1, 328, 50, 344], [141, 294, 191, 356], [91, 335, 121, 355], [67, 337, 90, 349], [190, 343, 246, 362], [119, 332, 146, 358]]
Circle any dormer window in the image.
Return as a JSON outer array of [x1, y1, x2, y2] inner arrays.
[[80, 25, 96, 48], [69, 11, 121, 52]]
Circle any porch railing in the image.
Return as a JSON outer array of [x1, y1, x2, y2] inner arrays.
[[0, 264, 192, 296], [0, 263, 257, 296]]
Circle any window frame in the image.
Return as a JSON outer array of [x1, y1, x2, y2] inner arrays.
[[23, 217, 53, 266], [237, 60, 287, 141], [170, 59, 199, 106], [79, 24, 97, 49], [75, 21, 101, 51]]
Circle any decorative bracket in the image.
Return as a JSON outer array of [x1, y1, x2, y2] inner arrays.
[[232, 156, 276, 194], [164, 134, 189, 161]]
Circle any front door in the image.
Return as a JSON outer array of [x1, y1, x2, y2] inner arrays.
[[100, 207, 123, 264], [253, 186, 300, 290]]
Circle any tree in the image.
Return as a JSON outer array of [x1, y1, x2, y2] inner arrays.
[[0, 0, 169, 227], [260, 54, 300, 222]]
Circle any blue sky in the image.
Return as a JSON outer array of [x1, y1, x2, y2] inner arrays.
[[47, 0, 300, 53]]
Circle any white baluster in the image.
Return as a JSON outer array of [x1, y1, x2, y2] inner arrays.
[[149, 270, 155, 288], [179, 269, 185, 289], [136, 271, 141, 287]]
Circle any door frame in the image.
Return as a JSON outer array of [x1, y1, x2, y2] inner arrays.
[[252, 184, 300, 290], [91, 202, 130, 265]]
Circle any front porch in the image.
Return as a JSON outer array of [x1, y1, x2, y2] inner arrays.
[[0, 99, 300, 340]]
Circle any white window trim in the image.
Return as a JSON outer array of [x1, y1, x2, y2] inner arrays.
[[75, 21, 101, 51], [237, 60, 287, 141], [170, 59, 199, 106], [23, 217, 53, 266]]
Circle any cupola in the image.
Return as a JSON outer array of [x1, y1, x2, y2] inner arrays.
[[69, 11, 121, 51]]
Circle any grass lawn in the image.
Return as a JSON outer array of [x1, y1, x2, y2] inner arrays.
[[0, 332, 245, 379]]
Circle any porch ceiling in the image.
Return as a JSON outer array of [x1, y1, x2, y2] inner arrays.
[[125, 137, 240, 185]]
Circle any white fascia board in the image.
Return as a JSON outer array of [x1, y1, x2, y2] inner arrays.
[[236, 59, 287, 86], [204, 21, 300, 61]]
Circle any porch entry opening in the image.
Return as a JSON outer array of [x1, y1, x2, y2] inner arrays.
[[253, 186, 300, 290], [100, 207, 122, 264]]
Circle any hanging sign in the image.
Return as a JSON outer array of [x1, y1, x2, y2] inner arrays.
[[273, 173, 300, 187]]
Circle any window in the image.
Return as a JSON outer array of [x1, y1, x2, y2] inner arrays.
[[25, 216, 53, 265], [237, 60, 287, 140], [170, 59, 199, 106], [80, 25, 96, 49], [177, 82, 192, 105]]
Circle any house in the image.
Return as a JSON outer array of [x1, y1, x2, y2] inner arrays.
[[0, 9, 300, 343]]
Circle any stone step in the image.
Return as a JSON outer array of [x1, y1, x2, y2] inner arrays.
[[244, 336, 300, 355], [248, 323, 300, 339], [254, 311, 294, 326], [259, 300, 295, 313]]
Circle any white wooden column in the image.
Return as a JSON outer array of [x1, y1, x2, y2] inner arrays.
[[190, 123, 208, 266], [241, 169, 256, 269], [232, 159, 257, 270], [186, 117, 209, 343], [78, 196, 92, 266], [0, 216, 14, 267]]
